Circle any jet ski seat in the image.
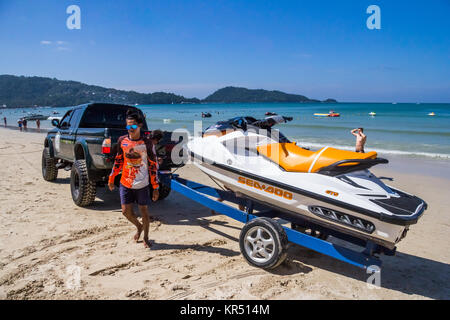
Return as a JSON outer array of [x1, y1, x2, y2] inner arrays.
[[257, 142, 377, 173]]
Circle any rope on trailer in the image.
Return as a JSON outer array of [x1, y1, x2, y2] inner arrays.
[[206, 173, 227, 192]]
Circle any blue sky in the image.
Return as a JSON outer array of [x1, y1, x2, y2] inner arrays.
[[0, 0, 449, 102]]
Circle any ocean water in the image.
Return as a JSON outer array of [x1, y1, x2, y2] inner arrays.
[[2, 102, 449, 160]]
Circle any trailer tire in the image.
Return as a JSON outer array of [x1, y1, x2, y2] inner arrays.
[[42, 147, 58, 181], [70, 160, 96, 207], [239, 217, 288, 269]]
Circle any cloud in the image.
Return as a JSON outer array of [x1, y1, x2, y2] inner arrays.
[[40, 40, 71, 52]]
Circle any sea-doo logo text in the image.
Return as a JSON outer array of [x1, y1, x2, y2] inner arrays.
[[326, 190, 339, 197], [238, 177, 293, 200]]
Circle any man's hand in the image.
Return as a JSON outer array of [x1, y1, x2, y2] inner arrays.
[[152, 188, 159, 202], [108, 181, 115, 191]]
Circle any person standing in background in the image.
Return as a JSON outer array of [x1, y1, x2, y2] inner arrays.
[[18, 119, 23, 131], [22, 119, 27, 131], [3, 117, 6, 127], [36, 119, 41, 131]]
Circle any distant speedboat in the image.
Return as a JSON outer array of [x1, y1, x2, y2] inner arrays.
[[428, 112, 436, 116], [314, 110, 340, 117], [369, 112, 376, 116], [23, 114, 49, 121], [47, 116, 62, 121]]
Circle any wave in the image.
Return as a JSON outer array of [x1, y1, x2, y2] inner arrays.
[[295, 141, 450, 160]]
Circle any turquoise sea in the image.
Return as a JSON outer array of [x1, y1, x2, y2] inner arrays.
[[2, 102, 450, 160]]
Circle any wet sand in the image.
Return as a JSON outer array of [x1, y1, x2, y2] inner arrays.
[[0, 128, 449, 300]]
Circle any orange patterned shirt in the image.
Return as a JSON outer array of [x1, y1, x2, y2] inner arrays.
[[108, 134, 159, 190]]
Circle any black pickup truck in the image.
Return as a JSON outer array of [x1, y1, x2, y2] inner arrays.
[[42, 103, 177, 206]]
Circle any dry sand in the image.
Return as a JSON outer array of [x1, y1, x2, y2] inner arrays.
[[0, 128, 449, 300]]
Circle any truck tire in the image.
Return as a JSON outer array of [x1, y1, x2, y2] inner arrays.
[[149, 183, 171, 201], [42, 147, 58, 181], [71, 160, 96, 207], [239, 217, 288, 269]]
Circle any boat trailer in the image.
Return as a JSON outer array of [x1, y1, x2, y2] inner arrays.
[[164, 173, 384, 271]]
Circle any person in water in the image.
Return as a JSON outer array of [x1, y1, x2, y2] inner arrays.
[[351, 127, 366, 153], [108, 110, 159, 248]]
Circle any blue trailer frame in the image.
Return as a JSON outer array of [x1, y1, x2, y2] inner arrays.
[[168, 174, 382, 270]]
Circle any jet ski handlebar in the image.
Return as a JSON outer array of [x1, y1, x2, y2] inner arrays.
[[251, 115, 293, 129], [318, 158, 389, 176]]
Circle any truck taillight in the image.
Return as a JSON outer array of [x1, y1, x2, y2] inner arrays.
[[102, 138, 111, 154]]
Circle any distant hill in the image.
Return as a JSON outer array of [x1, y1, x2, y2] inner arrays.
[[0, 75, 336, 107], [0, 75, 200, 107], [204, 86, 328, 103]]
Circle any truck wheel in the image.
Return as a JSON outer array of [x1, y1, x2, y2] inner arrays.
[[71, 160, 96, 207], [42, 147, 58, 181], [239, 217, 288, 269], [149, 183, 171, 201]]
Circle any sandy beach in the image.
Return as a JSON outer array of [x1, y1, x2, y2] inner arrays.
[[0, 127, 449, 300]]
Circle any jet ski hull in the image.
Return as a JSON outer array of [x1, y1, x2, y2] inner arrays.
[[190, 155, 424, 250]]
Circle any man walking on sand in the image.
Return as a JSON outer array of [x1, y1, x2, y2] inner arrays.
[[351, 127, 366, 153], [108, 110, 159, 248]]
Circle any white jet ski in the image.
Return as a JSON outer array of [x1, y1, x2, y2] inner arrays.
[[185, 115, 427, 251]]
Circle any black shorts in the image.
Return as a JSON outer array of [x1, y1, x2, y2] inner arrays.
[[119, 183, 150, 206]]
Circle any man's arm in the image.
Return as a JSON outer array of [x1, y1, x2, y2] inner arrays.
[[351, 129, 359, 136], [108, 137, 125, 186]]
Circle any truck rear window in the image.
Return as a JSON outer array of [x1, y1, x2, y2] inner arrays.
[[79, 104, 145, 129]]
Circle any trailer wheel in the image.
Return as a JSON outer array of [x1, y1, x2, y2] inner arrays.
[[42, 147, 58, 181], [239, 217, 288, 269], [71, 160, 96, 207]]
